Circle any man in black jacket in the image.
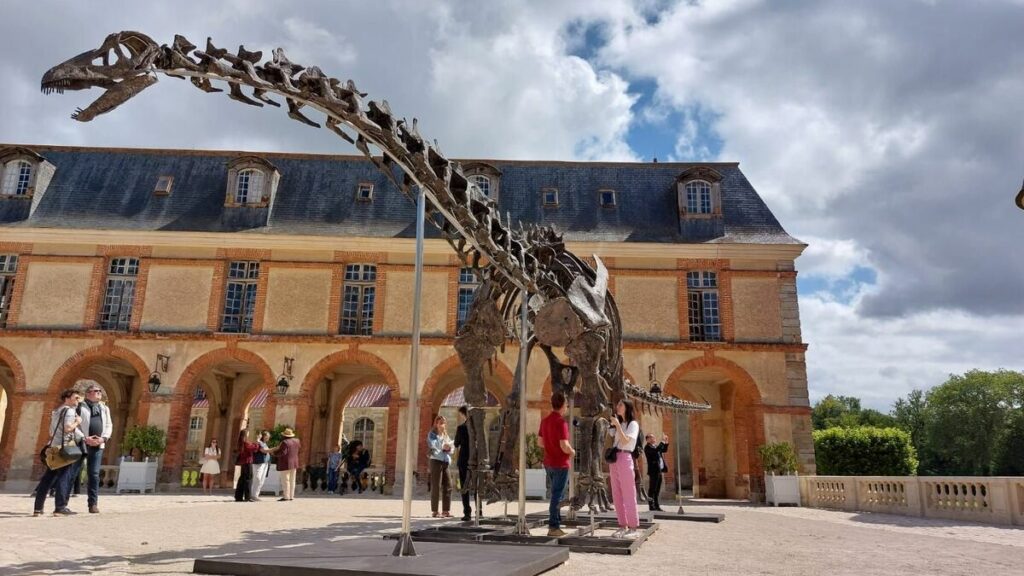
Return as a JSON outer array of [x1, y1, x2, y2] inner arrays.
[[643, 433, 669, 511], [453, 405, 473, 521]]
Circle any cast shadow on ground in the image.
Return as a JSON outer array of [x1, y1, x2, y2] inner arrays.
[[3, 515, 446, 575], [848, 511, 1024, 531]]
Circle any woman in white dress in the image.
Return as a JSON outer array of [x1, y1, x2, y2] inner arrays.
[[199, 439, 221, 494]]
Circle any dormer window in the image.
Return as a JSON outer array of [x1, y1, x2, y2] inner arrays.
[[677, 166, 723, 218], [225, 156, 279, 208], [463, 162, 502, 202], [154, 175, 174, 196], [599, 189, 617, 207], [542, 187, 559, 207], [235, 169, 265, 204], [469, 175, 491, 198], [685, 180, 712, 214], [356, 182, 374, 201], [1, 160, 32, 196]]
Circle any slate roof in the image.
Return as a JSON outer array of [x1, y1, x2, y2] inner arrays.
[[0, 145, 801, 245]]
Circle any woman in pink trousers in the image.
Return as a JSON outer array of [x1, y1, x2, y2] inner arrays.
[[607, 399, 641, 538]]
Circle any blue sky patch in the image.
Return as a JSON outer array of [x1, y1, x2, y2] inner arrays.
[[798, 265, 878, 303]]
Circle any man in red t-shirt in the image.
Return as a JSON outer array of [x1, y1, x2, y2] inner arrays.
[[538, 391, 575, 537]]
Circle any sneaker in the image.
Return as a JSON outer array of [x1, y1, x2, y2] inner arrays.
[[89, 506, 100, 514], [624, 529, 640, 539], [547, 528, 567, 538], [610, 528, 626, 538], [32, 510, 43, 517], [278, 497, 288, 501], [461, 515, 471, 522], [53, 508, 77, 516]]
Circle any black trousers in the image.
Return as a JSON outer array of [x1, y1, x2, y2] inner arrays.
[[458, 465, 471, 518], [648, 472, 663, 510], [234, 463, 253, 501]]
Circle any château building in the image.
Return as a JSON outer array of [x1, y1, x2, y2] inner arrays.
[[0, 144, 813, 499]]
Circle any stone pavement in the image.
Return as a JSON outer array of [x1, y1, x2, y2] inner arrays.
[[0, 491, 1022, 575]]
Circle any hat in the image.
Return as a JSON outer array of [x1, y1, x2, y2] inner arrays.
[[281, 428, 296, 438]]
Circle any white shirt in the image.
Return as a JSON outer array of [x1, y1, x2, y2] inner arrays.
[[610, 420, 640, 452]]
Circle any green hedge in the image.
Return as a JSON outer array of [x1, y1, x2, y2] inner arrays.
[[813, 426, 918, 475]]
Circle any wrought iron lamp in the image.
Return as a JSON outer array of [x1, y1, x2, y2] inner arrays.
[[276, 356, 294, 396], [648, 362, 662, 395], [148, 353, 170, 393], [1016, 179, 1024, 210]]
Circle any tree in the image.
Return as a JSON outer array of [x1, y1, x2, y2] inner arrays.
[[891, 389, 931, 470], [991, 407, 1024, 475], [813, 427, 918, 476], [812, 395, 896, 430], [923, 370, 1022, 476]]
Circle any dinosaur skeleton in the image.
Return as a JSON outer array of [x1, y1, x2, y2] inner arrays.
[[43, 31, 711, 512]]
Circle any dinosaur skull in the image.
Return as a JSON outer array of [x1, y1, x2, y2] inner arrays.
[[41, 31, 161, 121]]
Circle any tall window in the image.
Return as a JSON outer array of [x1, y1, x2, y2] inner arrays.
[[0, 254, 18, 328], [234, 169, 265, 204], [457, 267, 480, 330], [353, 417, 375, 453], [687, 271, 721, 342], [221, 261, 260, 333], [187, 416, 204, 445], [340, 264, 376, 335], [98, 257, 139, 330], [1, 160, 32, 196], [469, 174, 491, 198], [686, 180, 712, 214]]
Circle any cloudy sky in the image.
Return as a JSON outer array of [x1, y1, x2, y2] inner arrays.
[[2, 1, 1022, 410]]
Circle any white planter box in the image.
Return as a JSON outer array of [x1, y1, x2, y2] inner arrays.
[[766, 474, 800, 506], [525, 469, 547, 499], [117, 461, 159, 494]]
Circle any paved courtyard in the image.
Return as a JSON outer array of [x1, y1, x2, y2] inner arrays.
[[0, 491, 1022, 575]]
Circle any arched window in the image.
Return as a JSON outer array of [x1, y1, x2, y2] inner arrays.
[[1, 160, 33, 196], [685, 180, 712, 214], [469, 174, 491, 198], [353, 417, 375, 452], [235, 169, 265, 204]]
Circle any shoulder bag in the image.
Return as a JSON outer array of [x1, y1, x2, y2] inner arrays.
[[44, 408, 79, 470]]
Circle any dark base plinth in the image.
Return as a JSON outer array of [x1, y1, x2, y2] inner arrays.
[[193, 538, 569, 576], [652, 511, 725, 523]]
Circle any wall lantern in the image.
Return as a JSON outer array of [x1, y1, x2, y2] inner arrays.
[[648, 362, 662, 396], [148, 353, 170, 394], [276, 356, 295, 396]]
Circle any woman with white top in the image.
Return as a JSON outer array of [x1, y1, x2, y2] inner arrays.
[[607, 399, 641, 537], [426, 415, 454, 518], [199, 439, 221, 494], [33, 388, 84, 516]]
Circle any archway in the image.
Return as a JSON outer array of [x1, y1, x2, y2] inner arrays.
[[418, 355, 513, 477], [663, 356, 764, 499], [0, 346, 25, 481], [34, 345, 149, 472], [299, 349, 401, 483], [166, 348, 274, 486]]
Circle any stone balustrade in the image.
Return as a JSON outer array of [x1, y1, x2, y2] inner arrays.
[[799, 475, 1024, 526]]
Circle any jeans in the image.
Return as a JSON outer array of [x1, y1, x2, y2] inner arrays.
[[545, 466, 569, 529], [84, 447, 103, 507], [33, 462, 74, 512], [327, 467, 339, 493]]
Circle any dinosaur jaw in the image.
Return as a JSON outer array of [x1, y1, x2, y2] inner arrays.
[[41, 74, 156, 122]]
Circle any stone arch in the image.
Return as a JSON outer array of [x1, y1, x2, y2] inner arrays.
[[0, 346, 27, 481], [33, 343, 150, 475], [298, 348, 401, 482], [663, 355, 765, 499], [164, 347, 275, 484], [417, 355, 514, 476]]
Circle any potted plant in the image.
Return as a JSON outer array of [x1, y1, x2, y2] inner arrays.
[[523, 433, 547, 499], [118, 425, 166, 494], [758, 441, 800, 506]]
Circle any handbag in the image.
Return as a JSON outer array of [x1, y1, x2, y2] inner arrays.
[[43, 408, 79, 470], [604, 446, 618, 463]]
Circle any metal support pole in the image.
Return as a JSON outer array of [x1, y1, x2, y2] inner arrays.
[[514, 295, 530, 535], [566, 393, 576, 521], [392, 187, 426, 557], [675, 412, 685, 515]]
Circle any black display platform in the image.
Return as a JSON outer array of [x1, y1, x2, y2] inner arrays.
[[652, 510, 725, 523], [193, 537, 569, 576]]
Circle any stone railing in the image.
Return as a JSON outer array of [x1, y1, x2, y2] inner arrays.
[[799, 476, 1024, 526]]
